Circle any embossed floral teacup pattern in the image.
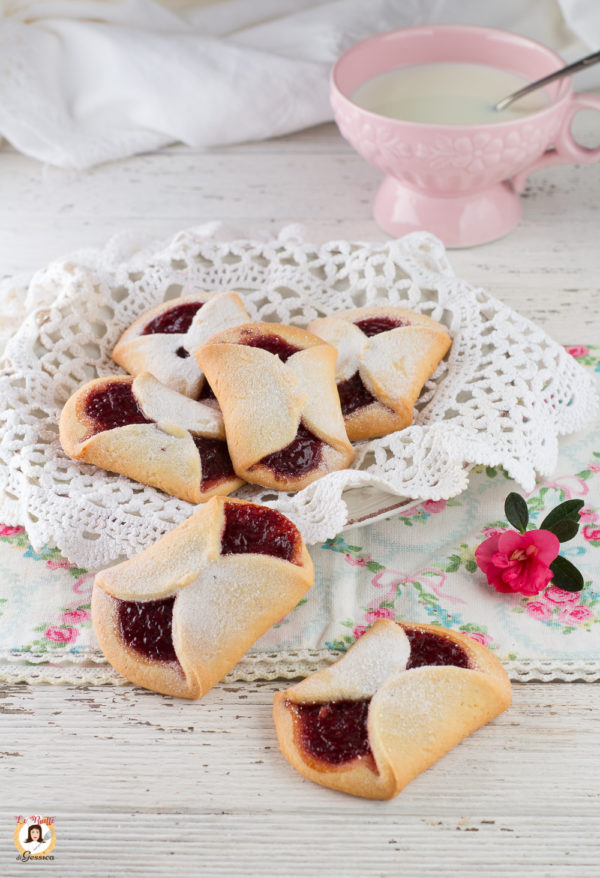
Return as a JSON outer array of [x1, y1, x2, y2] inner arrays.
[[1, 349, 599, 674]]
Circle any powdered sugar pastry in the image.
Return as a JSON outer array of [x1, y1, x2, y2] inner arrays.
[[0, 224, 596, 568]]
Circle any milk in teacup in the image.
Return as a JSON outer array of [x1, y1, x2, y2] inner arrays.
[[351, 62, 550, 125]]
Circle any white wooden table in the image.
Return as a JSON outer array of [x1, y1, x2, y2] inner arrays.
[[1, 121, 600, 877]]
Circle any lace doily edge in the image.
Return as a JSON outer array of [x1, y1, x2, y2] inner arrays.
[[1, 653, 599, 685]]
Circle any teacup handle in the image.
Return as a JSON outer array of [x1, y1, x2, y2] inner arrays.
[[512, 92, 600, 193]]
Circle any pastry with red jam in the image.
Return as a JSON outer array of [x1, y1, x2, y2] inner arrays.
[[92, 497, 314, 698], [196, 322, 354, 491], [112, 291, 250, 398], [273, 619, 511, 799], [59, 372, 243, 503], [308, 307, 451, 441]]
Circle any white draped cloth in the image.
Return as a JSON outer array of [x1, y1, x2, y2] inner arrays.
[[0, 0, 596, 168]]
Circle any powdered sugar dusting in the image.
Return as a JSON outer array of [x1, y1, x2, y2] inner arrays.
[[289, 619, 410, 702], [133, 372, 224, 438]]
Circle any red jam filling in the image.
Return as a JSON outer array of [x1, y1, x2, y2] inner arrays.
[[220, 502, 300, 564], [117, 595, 179, 664], [337, 371, 377, 417], [239, 332, 301, 362], [84, 381, 151, 434], [258, 425, 323, 478], [291, 627, 471, 769], [354, 316, 409, 337], [142, 301, 203, 335], [288, 699, 374, 769], [403, 627, 470, 669], [192, 436, 236, 490]]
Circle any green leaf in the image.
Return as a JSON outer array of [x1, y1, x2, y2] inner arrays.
[[365, 561, 385, 573], [465, 559, 478, 573], [446, 555, 461, 573], [540, 499, 584, 532], [504, 493, 529, 533], [545, 518, 580, 543], [549, 555, 584, 592], [485, 467, 497, 478]]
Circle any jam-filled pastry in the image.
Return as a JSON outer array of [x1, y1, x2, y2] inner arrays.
[[196, 322, 354, 491], [307, 307, 451, 441], [112, 291, 250, 398], [273, 619, 512, 799], [59, 372, 243, 503], [92, 496, 314, 698]]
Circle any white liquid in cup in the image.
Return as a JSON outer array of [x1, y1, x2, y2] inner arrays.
[[351, 62, 551, 125]]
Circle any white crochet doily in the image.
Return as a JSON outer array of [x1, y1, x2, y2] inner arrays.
[[0, 224, 596, 569]]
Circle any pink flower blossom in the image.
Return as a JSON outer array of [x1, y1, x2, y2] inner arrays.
[[525, 601, 553, 621], [566, 345, 589, 358], [588, 464, 600, 473], [46, 558, 72, 571], [583, 525, 600, 543], [345, 554, 367, 567], [544, 585, 580, 606], [44, 626, 78, 643], [353, 625, 368, 640], [481, 527, 507, 540], [62, 609, 90, 624], [0, 524, 24, 537], [475, 529, 560, 596], [579, 508, 598, 524], [566, 605, 594, 624], [422, 499, 447, 514], [468, 632, 492, 646], [364, 608, 395, 624]]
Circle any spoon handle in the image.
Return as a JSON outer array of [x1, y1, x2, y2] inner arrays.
[[495, 49, 600, 111]]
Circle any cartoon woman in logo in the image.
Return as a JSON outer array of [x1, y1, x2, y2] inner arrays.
[[22, 824, 51, 853]]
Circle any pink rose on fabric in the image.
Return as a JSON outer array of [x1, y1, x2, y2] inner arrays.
[[475, 529, 560, 596], [345, 554, 367, 567], [47, 558, 72, 571], [566, 345, 589, 358], [579, 509, 598, 524], [353, 625, 368, 640], [422, 499, 447, 514], [62, 609, 90, 624], [588, 464, 600, 473], [0, 524, 24, 537], [566, 605, 594, 624], [45, 626, 78, 643], [525, 600, 553, 621], [544, 585, 580, 606], [468, 632, 492, 646], [364, 608, 395, 624], [481, 527, 507, 540], [583, 525, 600, 542]]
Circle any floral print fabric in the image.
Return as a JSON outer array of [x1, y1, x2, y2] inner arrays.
[[1, 348, 599, 677]]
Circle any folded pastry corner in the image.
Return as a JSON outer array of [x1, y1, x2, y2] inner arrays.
[[273, 619, 511, 799], [59, 372, 243, 503], [196, 322, 354, 491], [308, 307, 452, 441], [93, 496, 314, 698], [112, 290, 250, 398]]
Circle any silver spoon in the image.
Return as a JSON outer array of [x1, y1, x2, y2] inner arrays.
[[495, 49, 600, 112]]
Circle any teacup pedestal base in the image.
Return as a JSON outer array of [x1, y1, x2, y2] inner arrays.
[[373, 176, 523, 248]]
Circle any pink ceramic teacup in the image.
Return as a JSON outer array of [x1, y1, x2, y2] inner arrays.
[[331, 26, 600, 247]]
